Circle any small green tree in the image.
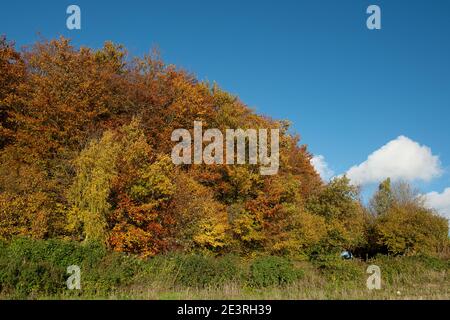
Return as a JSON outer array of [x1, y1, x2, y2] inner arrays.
[[305, 176, 366, 252], [370, 178, 394, 216]]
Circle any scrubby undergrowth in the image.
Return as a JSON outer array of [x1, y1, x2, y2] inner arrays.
[[0, 238, 447, 300]]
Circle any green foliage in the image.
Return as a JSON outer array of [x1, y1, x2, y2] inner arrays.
[[0, 260, 64, 298], [311, 254, 364, 285], [81, 253, 143, 295], [369, 254, 449, 286], [4, 237, 105, 269], [306, 177, 367, 251], [306, 177, 360, 220], [0, 238, 106, 298], [0, 238, 448, 299], [370, 178, 394, 216], [248, 256, 302, 287], [172, 254, 240, 288], [0, 237, 146, 297]]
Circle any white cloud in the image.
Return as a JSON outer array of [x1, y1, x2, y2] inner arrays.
[[424, 188, 450, 220], [311, 155, 334, 181], [346, 136, 442, 185]]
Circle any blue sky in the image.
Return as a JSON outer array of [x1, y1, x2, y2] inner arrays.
[[1, 0, 449, 216]]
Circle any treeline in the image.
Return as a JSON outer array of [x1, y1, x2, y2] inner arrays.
[[0, 36, 448, 258]]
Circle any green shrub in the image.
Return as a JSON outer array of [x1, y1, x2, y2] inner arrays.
[[172, 253, 240, 288], [312, 254, 364, 285], [415, 254, 449, 271], [369, 254, 448, 285], [175, 254, 215, 287], [0, 259, 65, 298], [215, 254, 242, 283], [141, 253, 179, 284], [0, 237, 109, 298], [81, 252, 143, 295], [248, 256, 301, 287], [4, 237, 106, 268]]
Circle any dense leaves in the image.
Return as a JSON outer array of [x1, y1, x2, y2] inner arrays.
[[0, 36, 447, 258]]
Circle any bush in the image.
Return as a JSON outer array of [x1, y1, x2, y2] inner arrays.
[[312, 254, 364, 285], [172, 254, 240, 288], [213, 254, 242, 284], [370, 254, 449, 285], [248, 256, 301, 287], [4, 237, 106, 269], [175, 254, 217, 287], [415, 254, 449, 271], [0, 237, 109, 298], [0, 257, 65, 298], [81, 252, 143, 295]]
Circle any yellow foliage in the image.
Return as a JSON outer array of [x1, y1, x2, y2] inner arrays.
[[375, 204, 448, 255], [69, 130, 120, 244], [171, 173, 229, 251]]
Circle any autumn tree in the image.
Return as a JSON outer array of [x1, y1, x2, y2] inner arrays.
[[372, 181, 448, 255], [169, 173, 229, 252], [2, 36, 445, 259], [68, 131, 120, 244], [0, 36, 24, 150], [305, 176, 367, 252], [370, 178, 394, 216]]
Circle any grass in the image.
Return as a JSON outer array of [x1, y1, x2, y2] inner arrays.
[[111, 258, 449, 300], [0, 238, 448, 300]]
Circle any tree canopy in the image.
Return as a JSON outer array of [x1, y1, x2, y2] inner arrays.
[[0, 36, 447, 257]]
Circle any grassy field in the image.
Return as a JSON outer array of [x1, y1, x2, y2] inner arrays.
[[0, 238, 448, 300]]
